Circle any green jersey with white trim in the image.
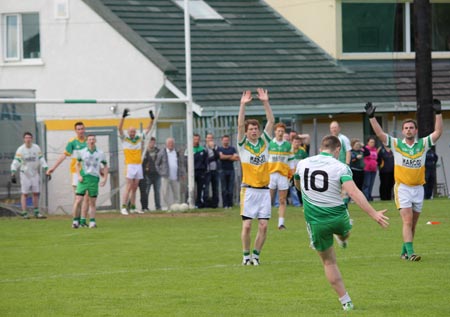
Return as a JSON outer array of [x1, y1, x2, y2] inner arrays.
[[295, 152, 353, 224], [77, 147, 107, 178]]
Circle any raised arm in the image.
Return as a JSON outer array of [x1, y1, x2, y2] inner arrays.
[[365, 102, 387, 144], [431, 99, 443, 144], [143, 110, 155, 136], [257, 88, 274, 138], [118, 108, 130, 137], [237, 90, 252, 141]]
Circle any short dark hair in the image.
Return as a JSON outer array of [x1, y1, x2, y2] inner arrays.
[[321, 135, 341, 152], [402, 119, 417, 129], [74, 121, 84, 129], [23, 132, 33, 138], [150, 137, 156, 141], [86, 134, 96, 139], [244, 119, 260, 132], [222, 135, 230, 139]]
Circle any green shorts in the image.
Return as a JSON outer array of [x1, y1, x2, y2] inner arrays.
[[306, 215, 352, 252], [76, 175, 100, 198]]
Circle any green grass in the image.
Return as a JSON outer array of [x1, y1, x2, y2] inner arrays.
[[1, 199, 450, 316]]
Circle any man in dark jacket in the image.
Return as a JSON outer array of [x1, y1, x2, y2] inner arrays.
[[139, 137, 160, 211], [192, 133, 208, 208]]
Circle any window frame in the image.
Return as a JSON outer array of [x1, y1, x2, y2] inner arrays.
[[4, 13, 21, 62], [2, 12, 41, 63], [338, 1, 450, 60]]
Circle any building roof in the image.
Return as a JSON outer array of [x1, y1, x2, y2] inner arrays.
[[84, 0, 450, 116]]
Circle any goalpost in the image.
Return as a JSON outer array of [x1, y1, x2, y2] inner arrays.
[[0, 0, 196, 210]]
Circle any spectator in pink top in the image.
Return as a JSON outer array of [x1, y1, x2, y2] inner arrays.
[[362, 136, 378, 201]]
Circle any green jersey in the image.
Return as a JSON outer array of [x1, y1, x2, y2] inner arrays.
[[77, 147, 107, 178], [65, 137, 87, 174]]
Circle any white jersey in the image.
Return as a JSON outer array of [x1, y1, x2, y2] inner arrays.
[[77, 147, 107, 178], [11, 144, 48, 178], [295, 152, 353, 223]]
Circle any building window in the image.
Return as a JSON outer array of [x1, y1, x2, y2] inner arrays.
[[3, 13, 40, 61], [342, 3, 450, 53], [174, 0, 224, 20]]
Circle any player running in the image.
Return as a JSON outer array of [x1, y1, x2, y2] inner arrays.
[[11, 132, 49, 219], [365, 101, 443, 261], [294, 135, 389, 311]]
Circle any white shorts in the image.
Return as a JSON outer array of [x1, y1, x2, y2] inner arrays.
[[72, 173, 79, 187], [240, 187, 271, 219], [394, 183, 424, 212], [20, 174, 40, 194], [269, 172, 290, 191], [126, 164, 143, 180]]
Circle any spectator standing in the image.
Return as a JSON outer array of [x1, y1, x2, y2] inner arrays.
[[11, 132, 49, 219], [204, 133, 220, 208], [329, 121, 351, 165], [218, 135, 239, 208], [139, 137, 161, 211], [193, 134, 208, 208], [156, 137, 184, 209], [377, 144, 395, 200], [424, 148, 438, 199], [362, 136, 378, 201], [350, 138, 365, 191]]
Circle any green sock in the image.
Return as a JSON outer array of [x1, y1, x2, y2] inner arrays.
[[405, 242, 414, 256], [80, 218, 87, 225], [131, 204, 136, 210], [122, 204, 127, 209], [252, 249, 260, 256], [401, 243, 407, 255], [89, 218, 95, 223], [73, 217, 80, 223], [33, 208, 39, 215], [243, 251, 250, 256], [21, 211, 28, 216]]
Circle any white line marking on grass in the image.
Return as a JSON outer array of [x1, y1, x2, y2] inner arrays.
[[2, 251, 449, 284]]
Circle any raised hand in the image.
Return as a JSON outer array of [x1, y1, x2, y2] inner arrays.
[[122, 108, 130, 118], [240, 90, 252, 105], [433, 99, 442, 114], [149, 110, 155, 120], [365, 102, 376, 118], [256, 88, 269, 102]]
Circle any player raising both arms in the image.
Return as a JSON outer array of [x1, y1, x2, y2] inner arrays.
[[365, 100, 443, 261], [238, 88, 274, 266]]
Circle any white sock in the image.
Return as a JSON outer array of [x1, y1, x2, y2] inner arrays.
[[278, 217, 285, 227], [339, 292, 351, 305]]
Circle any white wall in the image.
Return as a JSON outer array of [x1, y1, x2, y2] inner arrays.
[[0, 0, 165, 120], [0, 0, 168, 213]]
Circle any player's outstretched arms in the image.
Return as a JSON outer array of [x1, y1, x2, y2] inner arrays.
[[343, 180, 389, 228]]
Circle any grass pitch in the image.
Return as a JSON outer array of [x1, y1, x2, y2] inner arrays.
[[1, 199, 449, 316]]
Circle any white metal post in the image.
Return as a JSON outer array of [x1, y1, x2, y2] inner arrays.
[[184, 0, 195, 209]]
